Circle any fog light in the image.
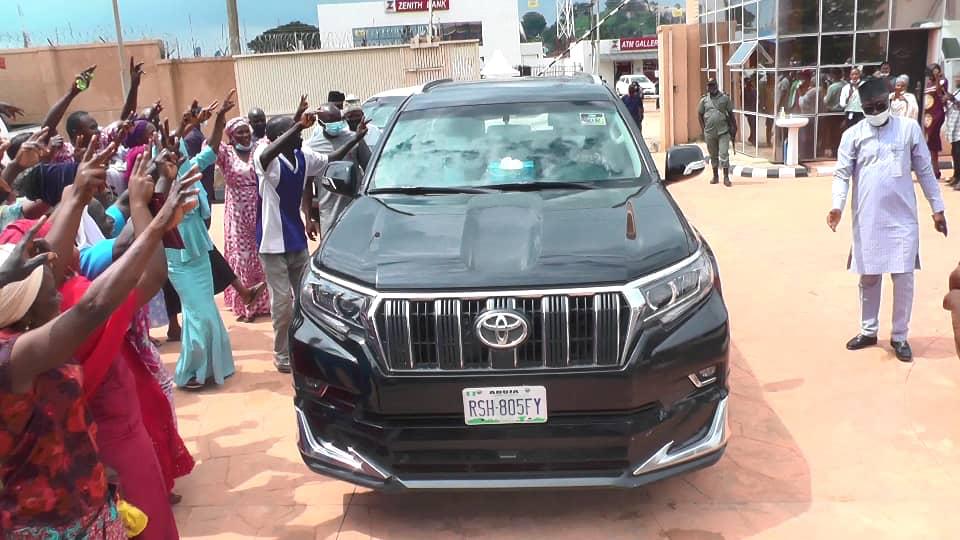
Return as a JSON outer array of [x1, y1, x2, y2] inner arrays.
[[688, 365, 718, 388]]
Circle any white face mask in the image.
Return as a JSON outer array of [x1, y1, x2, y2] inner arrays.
[[865, 109, 890, 127]]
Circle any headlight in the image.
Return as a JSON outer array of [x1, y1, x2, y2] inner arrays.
[[635, 250, 715, 324], [301, 271, 374, 333]]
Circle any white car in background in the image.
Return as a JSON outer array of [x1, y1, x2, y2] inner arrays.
[[616, 74, 657, 97]]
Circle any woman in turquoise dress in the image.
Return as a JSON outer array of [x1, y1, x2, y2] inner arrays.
[[164, 93, 236, 389]]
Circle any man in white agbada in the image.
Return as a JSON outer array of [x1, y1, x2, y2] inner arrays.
[[828, 77, 948, 363]]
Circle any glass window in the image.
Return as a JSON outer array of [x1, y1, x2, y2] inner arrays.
[[716, 8, 729, 43], [708, 11, 717, 43], [757, 116, 776, 161], [816, 115, 846, 159], [778, 36, 818, 67], [738, 113, 757, 153], [821, 69, 849, 112], [743, 2, 758, 38], [757, 0, 776, 37], [731, 70, 744, 110], [758, 39, 776, 68], [744, 70, 759, 113], [728, 40, 758, 66], [758, 70, 777, 115], [857, 0, 889, 31], [699, 0, 707, 16], [944, 38, 960, 60], [891, 0, 942, 30], [700, 17, 708, 45], [855, 32, 888, 64], [371, 102, 647, 189], [718, 0, 729, 8], [778, 0, 819, 35], [733, 7, 745, 41], [822, 0, 854, 31], [820, 34, 853, 65], [701, 46, 709, 70], [777, 69, 820, 114]]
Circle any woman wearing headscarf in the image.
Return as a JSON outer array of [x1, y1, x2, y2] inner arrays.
[[0, 143, 195, 538], [890, 75, 919, 121], [216, 116, 271, 322]]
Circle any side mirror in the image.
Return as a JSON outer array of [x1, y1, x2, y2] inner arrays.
[[321, 161, 360, 197], [664, 144, 707, 184]]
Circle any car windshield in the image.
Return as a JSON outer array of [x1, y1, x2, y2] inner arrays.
[[370, 101, 646, 190], [630, 75, 650, 84], [362, 97, 404, 129]]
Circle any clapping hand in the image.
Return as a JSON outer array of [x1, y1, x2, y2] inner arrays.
[[0, 216, 55, 287]]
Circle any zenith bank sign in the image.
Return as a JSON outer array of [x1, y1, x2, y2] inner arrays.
[[619, 37, 659, 51], [385, 0, 451, 12]]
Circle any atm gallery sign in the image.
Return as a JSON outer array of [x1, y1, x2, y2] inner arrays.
[[385, 0, 450, 12], [618, 37, 659, 51]]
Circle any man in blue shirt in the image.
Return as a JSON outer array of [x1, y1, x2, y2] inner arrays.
[[253, 99, 368, 372], [622, 81, 644, 135]]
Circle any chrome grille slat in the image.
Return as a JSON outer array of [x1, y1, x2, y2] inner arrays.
[[375, 293, 631, 372]]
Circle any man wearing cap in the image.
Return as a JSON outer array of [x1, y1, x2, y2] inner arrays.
[[697, 78, 736, 186], [828, 76, 947, 363], [328, 91, 346, 110]]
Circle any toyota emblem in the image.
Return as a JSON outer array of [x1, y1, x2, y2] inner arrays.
[[475, 309, 530, 349]]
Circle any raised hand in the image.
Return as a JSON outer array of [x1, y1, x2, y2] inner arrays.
[[155, 165, 202, 232], [294, 94, 309, 123], [356, 118, 372, 139], [0, 102, 24, 120], [127, 152, 157, 209], [0, 216, 56, 287], [298, 110, 317, 130], [74, 65, 96, 93], [14, 127, 51, 169], [129, 57, 145, 87], [219, 89, 237, 117], [198, 100, 220, 123], [74, 135, 117, 201]]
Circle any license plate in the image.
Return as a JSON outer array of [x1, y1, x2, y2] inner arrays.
[[462, 386, 548, 426]]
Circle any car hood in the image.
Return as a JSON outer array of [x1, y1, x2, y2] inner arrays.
[[317, 184, 698, 290]]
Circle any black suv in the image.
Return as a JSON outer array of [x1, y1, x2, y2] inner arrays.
[[291, 76, 728, 490]]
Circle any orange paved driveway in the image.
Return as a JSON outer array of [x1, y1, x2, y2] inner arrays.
[[165, 169, 960, 539]]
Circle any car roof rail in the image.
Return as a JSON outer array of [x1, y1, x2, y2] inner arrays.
[[421, 78, 454, 93]]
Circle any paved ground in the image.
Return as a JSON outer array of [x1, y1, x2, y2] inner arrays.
[[163, 116, 960, 538]]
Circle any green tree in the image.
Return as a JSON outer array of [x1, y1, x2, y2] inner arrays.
[[521, 11, 548, 41], [247, 21, 322, 54]]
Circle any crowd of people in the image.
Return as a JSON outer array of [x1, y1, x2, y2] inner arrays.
[[0, 58, 371, 538]]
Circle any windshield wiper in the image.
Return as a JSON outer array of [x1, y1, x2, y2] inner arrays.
[[368, 186, 493, 195], [486, 181, 598, 191]]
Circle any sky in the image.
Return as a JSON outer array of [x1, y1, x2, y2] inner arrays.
[[1, 0, 559, 53]]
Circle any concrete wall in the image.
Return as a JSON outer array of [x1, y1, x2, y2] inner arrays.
[[0, 41, 239, 131], [316, 0, 521, 67]]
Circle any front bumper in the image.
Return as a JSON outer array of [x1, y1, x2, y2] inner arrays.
[[294, 394, 728, 490]]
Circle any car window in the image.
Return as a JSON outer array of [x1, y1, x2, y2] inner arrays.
[[362, 97, 404, 129], [370, 101, 647, 189]]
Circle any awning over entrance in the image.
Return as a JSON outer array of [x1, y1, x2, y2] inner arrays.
[[726, 40, 757, 67]]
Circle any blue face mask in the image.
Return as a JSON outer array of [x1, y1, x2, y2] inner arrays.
[[324, 120, 347, 136], [234, 142, 253, 152]]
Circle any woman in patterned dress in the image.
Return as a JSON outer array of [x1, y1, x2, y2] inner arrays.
[[217, 117, 271, 322]]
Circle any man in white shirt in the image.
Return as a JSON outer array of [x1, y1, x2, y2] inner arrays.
[[828, 77, 947, 362], [253, 101, 368, 372]]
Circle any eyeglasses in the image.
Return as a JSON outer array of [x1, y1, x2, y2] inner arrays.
[[862, 101, 889, 115]]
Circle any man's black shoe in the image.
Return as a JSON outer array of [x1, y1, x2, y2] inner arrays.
[[846, 334, 878, 350], [890, 341, 913, 363]]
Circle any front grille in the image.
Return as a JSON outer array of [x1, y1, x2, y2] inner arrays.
[[374, 293, 632, 372]]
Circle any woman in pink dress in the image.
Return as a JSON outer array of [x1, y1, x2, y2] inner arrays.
[[217, 117, 271, 322]]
